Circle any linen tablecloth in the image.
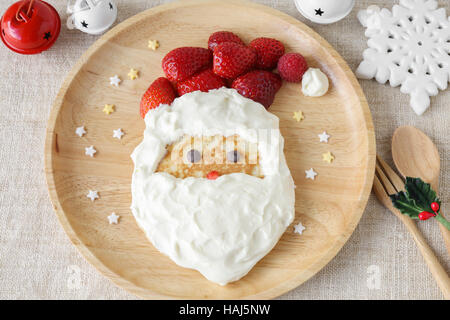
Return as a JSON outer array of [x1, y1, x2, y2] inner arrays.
[[0, 0, 448, 299]]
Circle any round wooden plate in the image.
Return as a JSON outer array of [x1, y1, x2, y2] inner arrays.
[[45, 0, 375, 299]]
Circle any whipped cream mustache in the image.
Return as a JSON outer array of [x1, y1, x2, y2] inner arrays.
[[131, 88, 295, 285]]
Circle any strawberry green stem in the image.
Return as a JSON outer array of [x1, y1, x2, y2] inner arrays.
[[435, 212, 450, 230]]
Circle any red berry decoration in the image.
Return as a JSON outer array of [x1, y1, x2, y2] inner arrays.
[[207, 171, 220, 180], [431, 202, 440, 212], [208, 31, 244, 51], [277, 52, 308, 82], [249, 37, 285, 69], [419, 211, 435, 221]]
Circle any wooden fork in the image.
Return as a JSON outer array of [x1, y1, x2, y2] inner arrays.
[[373, 155, 450, 299]]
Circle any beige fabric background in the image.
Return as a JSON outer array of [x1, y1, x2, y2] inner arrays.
[[0, 0, 448, 300]]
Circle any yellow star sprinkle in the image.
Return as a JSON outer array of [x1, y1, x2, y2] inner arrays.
[[128, 68, 139, 80], [148, 39, 160, 51], [103, 104, 115, 115], [293, 111, 304, 122], [322, 151, 335, 164]]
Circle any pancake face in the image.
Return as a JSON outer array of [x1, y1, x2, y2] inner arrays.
[[156, 134, 263, 179], [131, 88, 295, 285]]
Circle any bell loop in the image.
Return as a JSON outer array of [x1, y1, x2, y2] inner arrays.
[[15, 0, 35, 22]]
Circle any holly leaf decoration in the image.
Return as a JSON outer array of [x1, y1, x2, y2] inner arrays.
[[390, 177, 441, 219], [390, 191, 421, 219], [405, 177, 440, 210], [389, 177, 449, 230]]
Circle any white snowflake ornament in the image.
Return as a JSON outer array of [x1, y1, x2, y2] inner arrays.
[[356, 0, 449, 115]]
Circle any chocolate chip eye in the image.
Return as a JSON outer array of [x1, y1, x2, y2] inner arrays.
[[186, 149, 201, 163], [227, 150, 240, 163]]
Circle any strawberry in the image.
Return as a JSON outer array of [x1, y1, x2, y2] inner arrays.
[[213, 42, 257, 79], [231, 70, 282, 108], [140, 77, 177, 118], [208, 31, 245, 51], [224, 78, 234, 88], [177, 69, 226, 96], [249, 37, 285, 69], [277, 52, 308, 82], [162, 47, 212, 82]]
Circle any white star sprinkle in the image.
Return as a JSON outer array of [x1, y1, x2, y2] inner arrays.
[[294, 222, 306, 235], [86, 190, 99, 201], [305, 168, 318, 180], [318, 131, 330, 143], [85, 145, 97, 157], [113, 128, 124, 140], [75, 126, 86, 137], [108, 212, 120, 224], [109, 75, 121, 87]]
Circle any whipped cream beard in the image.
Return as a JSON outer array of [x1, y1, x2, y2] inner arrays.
[[131, 88, 295, 285]]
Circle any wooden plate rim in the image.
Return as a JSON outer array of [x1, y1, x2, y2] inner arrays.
[[44, 0, 376, 299]]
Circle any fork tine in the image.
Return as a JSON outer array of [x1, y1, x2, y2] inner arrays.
[[375, 161, 398, 195], [376, 155, 405, 192], [373, 174, 393, 209]]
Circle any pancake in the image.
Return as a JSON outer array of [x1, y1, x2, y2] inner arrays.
[[156, 134, 263, 179]]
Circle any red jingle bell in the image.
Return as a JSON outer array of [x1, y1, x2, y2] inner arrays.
[[0, 0, 61, 54]]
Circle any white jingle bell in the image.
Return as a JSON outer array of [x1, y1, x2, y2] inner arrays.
[[67, 0, 117, 35], [293, 0, 355, 24]]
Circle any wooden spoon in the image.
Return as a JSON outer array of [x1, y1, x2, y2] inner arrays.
[[392, 126, 450, 255]]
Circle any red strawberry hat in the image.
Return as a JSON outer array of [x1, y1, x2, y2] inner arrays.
[[1, 0, 61, 54]]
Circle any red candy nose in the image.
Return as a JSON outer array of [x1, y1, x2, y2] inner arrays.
[[207, 171, 220, 180], [0, 0, 61, 54]]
